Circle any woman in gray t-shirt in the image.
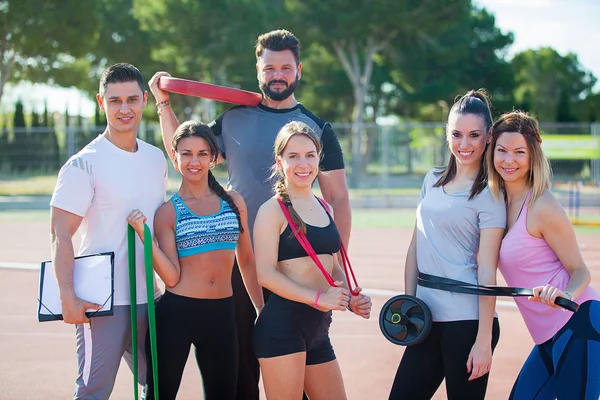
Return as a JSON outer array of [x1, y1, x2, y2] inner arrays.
[[389, 90, 506, 400]]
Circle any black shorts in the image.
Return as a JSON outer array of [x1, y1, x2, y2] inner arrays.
[[253, 293, 335, 365]]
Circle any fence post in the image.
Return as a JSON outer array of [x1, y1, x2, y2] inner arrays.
[[592, 123, 600, 185], [381, 124, 390, 195], [349, 121, 364, 189], [138, 120, 146, 142], [66, 125, 76, 160]]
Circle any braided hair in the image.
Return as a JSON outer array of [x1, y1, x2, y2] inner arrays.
[[268, 121, 322, 236], [172, 120, 244, 233]]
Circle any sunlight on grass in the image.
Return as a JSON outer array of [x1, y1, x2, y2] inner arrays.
[[2, 208, 597, 234]]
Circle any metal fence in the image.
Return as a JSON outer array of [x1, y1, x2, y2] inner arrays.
[[331, 122, 600, 189], [0, 122, 163, 175], [1, 122, 599, 188]]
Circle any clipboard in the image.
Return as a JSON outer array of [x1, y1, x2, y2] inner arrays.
[[37, 252, 115, 322]]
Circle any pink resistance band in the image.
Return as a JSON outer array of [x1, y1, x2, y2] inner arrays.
[[277, 197, 360, 296]]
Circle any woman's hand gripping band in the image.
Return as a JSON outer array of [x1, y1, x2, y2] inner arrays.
[[314, 281, 351, 311], [349, 286, 372, 319], [530, 284, 574, 310]]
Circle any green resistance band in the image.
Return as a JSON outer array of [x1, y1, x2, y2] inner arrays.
[[128, 224, 159, 399]]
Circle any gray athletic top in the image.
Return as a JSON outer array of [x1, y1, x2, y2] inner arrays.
[[415, 169, 506, 321], [209, 103, 345, 234]]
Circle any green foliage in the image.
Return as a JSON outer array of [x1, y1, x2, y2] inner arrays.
[[384, 6, 514, 118], [0, 117, 7, 169], [575, 94, 600, 122], [299, 43, 353, 124], [3, 0, 598, 142], [31, 111, 40, 128], [10, 100, 28, 171], [44, 115, 61, 172], [0, 0, 100, 101], [512, 48, 597, 121]]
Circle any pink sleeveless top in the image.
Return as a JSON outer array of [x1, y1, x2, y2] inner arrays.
[[498, 191, 599, 344]]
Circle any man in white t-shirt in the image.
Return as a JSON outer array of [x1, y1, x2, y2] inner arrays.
[[50, 63, 167, 400]]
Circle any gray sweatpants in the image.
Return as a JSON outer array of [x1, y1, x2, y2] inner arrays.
[[73, 305, 148, 400]]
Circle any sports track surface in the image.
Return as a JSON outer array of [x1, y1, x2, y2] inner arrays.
[[1, 216, 599, 400]]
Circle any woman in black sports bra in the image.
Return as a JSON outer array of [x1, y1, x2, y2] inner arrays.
[[253, 121, 372, 400]]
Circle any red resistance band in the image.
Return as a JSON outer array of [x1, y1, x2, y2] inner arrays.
[[277, 197, 360, 296]]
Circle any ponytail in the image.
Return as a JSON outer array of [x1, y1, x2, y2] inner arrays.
[[434, 89, 493, 200], [274, 175, 306, 237], [207, 171, 244, 233]]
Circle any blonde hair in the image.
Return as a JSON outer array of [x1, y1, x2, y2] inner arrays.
[[487, 111, 551, 206], [269, 121, 322, 234]]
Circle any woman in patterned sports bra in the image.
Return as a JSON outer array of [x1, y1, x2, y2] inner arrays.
[[252, 121, 372, 400], [488, 111, 600, 400], [127, 121, 264, 400]]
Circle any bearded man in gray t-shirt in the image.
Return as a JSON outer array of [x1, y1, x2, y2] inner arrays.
[[149, 29, 350, 400]]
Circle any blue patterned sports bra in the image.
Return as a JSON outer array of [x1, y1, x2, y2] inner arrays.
[[172, 193, 240, 258]]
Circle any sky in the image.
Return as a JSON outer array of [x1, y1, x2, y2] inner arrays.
[[2, 0, 600, 118], [475, 0, 600, 71]]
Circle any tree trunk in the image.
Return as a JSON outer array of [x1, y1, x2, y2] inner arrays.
[[350, 89, 366, 187], [332, 37, 380, 188], [361, 94, 382, 173], [0, 45, 16, 105]]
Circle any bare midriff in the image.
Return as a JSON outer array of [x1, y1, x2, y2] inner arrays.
[[277, 253, 336, 293], [167, 249, 235, 299]]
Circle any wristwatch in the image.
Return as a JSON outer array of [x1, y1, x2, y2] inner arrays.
[[563, 291, 573, 301]]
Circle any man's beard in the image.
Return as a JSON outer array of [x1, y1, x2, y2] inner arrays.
[[260, 74, 299, 101]]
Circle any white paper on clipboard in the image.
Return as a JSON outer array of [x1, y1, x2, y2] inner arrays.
[[37, 252, 114, 322]]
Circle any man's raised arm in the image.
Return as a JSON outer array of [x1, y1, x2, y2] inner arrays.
[[149, 72, 180, 161]]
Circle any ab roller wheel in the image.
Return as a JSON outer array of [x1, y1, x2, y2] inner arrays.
[[379, 295, 432, 346]]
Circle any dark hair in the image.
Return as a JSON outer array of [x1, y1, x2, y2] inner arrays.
[[99, 63, 145, 97], [255, 29, 301, 65], [434, 89, 493, 200], [269, 121, 322, 235], [172, 121, 244, 233]]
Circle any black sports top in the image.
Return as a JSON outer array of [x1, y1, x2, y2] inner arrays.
[[277, 201, 341, 262]]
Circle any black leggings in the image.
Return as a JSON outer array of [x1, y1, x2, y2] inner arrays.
[[231, 259, 261, 400], [145, 291, 238, 400], [389, 318, 500, 400], [509, 300, 600, 400]]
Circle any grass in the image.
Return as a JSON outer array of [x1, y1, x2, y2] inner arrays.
[[0, 174, 186, 196], [0, 209, 49, 221], [2, 208, 598, 235], [0, 175, 59, 196], [348, 187, 421, 197], [0, 173, 422, 197]]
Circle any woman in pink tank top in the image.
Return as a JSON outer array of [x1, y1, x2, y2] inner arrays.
[[487, 111, 600, 400]]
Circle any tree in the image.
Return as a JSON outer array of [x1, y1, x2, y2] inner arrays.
[[0, 1, 100, 104], [511, 48, 597, 121], [9, 99, 27, 171], [575, 93, 600, 122], [284, 0, 474, 185], [298, 43, 354, 124], [0, 116, 6, 170], [41, 101, 60, 171], [72, 0, 158, 97], [133, 0, 279, 121], [556, 88, 574, 122], [94, 104, 105, 141], [384, 6, 514, 117]]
